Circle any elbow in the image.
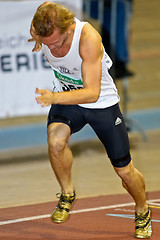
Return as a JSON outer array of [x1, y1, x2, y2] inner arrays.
[[90, 90, 100, 103], [84, 86, 100, 103], [93, 93, 99, 103]]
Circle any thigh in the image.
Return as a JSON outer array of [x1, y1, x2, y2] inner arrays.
[[87, 104, 130, 160], [47, 104, 87, 134]]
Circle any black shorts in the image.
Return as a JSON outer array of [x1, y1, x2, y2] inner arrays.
[[47, 103, 131, 168]]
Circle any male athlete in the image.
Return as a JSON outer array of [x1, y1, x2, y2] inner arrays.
[[29, 1, 152, 238]]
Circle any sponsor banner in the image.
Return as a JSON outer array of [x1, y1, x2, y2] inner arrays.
[[0, 0, 82, 118]]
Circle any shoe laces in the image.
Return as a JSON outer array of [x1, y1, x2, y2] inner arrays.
[[56, 192, 75, 204], [135, 209, 149, 223]]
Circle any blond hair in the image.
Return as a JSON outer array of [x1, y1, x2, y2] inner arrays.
[[33, 2, 75, 37]]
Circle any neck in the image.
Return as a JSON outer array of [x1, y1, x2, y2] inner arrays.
[[51, 22, 76, 57]]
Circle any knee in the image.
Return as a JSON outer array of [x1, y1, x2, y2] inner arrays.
[[114, 161, 134, 183], [47, 126, 69, 157], [48, 135, 66, 155]]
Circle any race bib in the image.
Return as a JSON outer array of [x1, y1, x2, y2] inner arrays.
[[53, 70, 83, 91]]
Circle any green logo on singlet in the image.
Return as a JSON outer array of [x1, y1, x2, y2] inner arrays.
[[54, 70, 83, 85]]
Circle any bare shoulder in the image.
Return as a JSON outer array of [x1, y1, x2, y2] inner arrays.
[[79, 23, 103, 60]]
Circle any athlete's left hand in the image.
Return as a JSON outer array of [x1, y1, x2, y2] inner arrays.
[[35, 88, 53, 107]]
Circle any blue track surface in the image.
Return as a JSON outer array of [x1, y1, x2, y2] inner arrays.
[[0, 108, 160, 151]]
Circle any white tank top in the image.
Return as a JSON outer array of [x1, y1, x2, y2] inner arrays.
[[42, 18, 120, 109]]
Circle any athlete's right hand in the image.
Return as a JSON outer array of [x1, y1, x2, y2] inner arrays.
[[35, 88, 53, 107]]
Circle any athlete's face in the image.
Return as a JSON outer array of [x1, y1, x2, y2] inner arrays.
[[39, 28, 67, 50]]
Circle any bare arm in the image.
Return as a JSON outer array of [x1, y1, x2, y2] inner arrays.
[[36, 23, 103, 107]]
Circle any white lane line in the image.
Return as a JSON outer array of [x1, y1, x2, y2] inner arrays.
[[0, 214, 51, 226], [0, 202, 135, 226], [70, 202, 135, 214], [107, 214, 160, 223], [148, 199, 160, 203], [0, 198, 159, 226], [148, 199, 160, 205]]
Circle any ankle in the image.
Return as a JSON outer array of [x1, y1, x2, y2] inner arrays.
[[62, 186, 75, 195], [135, 203, 148, 213]]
